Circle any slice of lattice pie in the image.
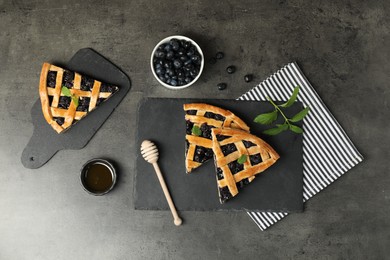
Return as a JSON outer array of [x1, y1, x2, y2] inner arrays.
[[39, 63, 119, 133], [184, 103, 250, 173], [211, 128, 280, 203]]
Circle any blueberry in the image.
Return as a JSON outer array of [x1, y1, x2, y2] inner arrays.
[[163, 60, 172, 69], [46, 71, 57, 88], [200, 123, 209, 132], [189, 69, 198, 78], [166, 78, 172, 84], [176, 69, 184, 78], [166, 68, 174, 76], [58, 96, 71, 109], [216, 167, 224, 180], [186, 110, 197, 115], [244, 74, 253, 83], [184, 59, 192, 66], [155, 63, 162, 69], [173, 59, 182, 68], [170, 79, 178, 86], [205, 149, 213, 158], [185, 77, 192, 84], [55, 117, 65, 126], [166, 51, 174, 60], [250, 154, 262, 165], [164, 44, 172, 51], [76, 97, 90, 112], [177, 48, 185, 56], [170, 39, 180, 50], [226, 65, 236, 74], [157, 44, 165, 51], [183, 41, 191, 49], [214, 114, 225, 121], [191, 55, 201, 64], [158, 75, 167, 83], [186, 48, 195, 56], [155, 67, 165, 75], [186, 120, 194, 134], [196, 146, 205, 155], [178, 80, 184, 86], [100, 84, 117, 93], [155, 50, 166, 59], [216, 52, 224, 59], [243, 140, 256, 148], [180, 55, 189, 62], [81, 76, 94, 91], [185, 63, 194, 71], [217, 83, 227, 90]]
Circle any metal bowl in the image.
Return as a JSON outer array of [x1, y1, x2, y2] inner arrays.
[[80, 158, 117, 196]]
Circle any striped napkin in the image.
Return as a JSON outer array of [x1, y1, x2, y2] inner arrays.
[[238, 62, 364, 231]]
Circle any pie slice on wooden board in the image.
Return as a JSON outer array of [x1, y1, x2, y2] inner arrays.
[[211, 128, 280, 203], [39, 63, 119, 134], [184, 103, 250, 173]]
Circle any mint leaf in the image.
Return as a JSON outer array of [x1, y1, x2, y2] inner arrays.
[[61, 87, 72, 97], [72, 96, 79, 107], [280, 86, 300, 108], [289, 107, 310, 122], [289, 124, 303, 134], [263, 124, 288, 135], [237, 154, 247, 164], [253, 110, 278, 125], [276, 123, 289, 131], [192, 125, 202, 136]]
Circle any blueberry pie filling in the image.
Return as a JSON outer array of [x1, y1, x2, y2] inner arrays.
[[183, 103, 250, 173], [39, 63, 119, 133], [211, 128, 280, 204]]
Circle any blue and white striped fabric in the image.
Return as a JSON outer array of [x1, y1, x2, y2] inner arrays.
[[238, 62, 364, 231]]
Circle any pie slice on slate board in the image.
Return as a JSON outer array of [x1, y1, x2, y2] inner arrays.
[[184, 103, 250, 173], [39, 63, 119, 133], [211, 128, 280, 203]]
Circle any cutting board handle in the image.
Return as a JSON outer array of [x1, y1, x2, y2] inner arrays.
[[21, 130, 58, 169]]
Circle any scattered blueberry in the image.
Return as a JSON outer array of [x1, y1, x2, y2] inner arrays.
[[217, 83, 227, 90], [216, 52, 224, 59], [226, 65, 236, 74], [244, 74, 253, 83]]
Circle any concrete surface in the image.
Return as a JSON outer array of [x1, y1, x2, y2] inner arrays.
[[1, 0, 389, 259]]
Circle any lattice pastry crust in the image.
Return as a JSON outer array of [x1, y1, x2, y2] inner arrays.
[[211, 128, 280, 203], [39, 63, 119, 133], [184, 103, 250, 173]]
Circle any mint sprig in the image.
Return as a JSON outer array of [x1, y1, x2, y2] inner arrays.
[[61, 87, 79, 107], [237, 154, 247, 164], [254, 86, 310, 135], [191, 125, 202, 136]]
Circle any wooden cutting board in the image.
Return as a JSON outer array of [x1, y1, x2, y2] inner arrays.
[[135, 98, 304, 212], [21, 48, 131, 169]]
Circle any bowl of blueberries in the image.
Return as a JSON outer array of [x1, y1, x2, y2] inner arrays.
[[151, 35, 204, 89]]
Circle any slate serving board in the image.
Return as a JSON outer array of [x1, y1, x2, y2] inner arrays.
[[135, 98, 303, 212], [21, 48, 131, 169]]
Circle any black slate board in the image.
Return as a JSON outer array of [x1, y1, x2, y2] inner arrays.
[[21, 48, 131, 169], [135, 98, 303, 212]]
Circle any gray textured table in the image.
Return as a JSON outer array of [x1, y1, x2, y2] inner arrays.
[[1, 1, 389, 259]]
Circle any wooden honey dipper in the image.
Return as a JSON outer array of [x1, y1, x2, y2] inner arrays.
[[140, 140, 182, 226]]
